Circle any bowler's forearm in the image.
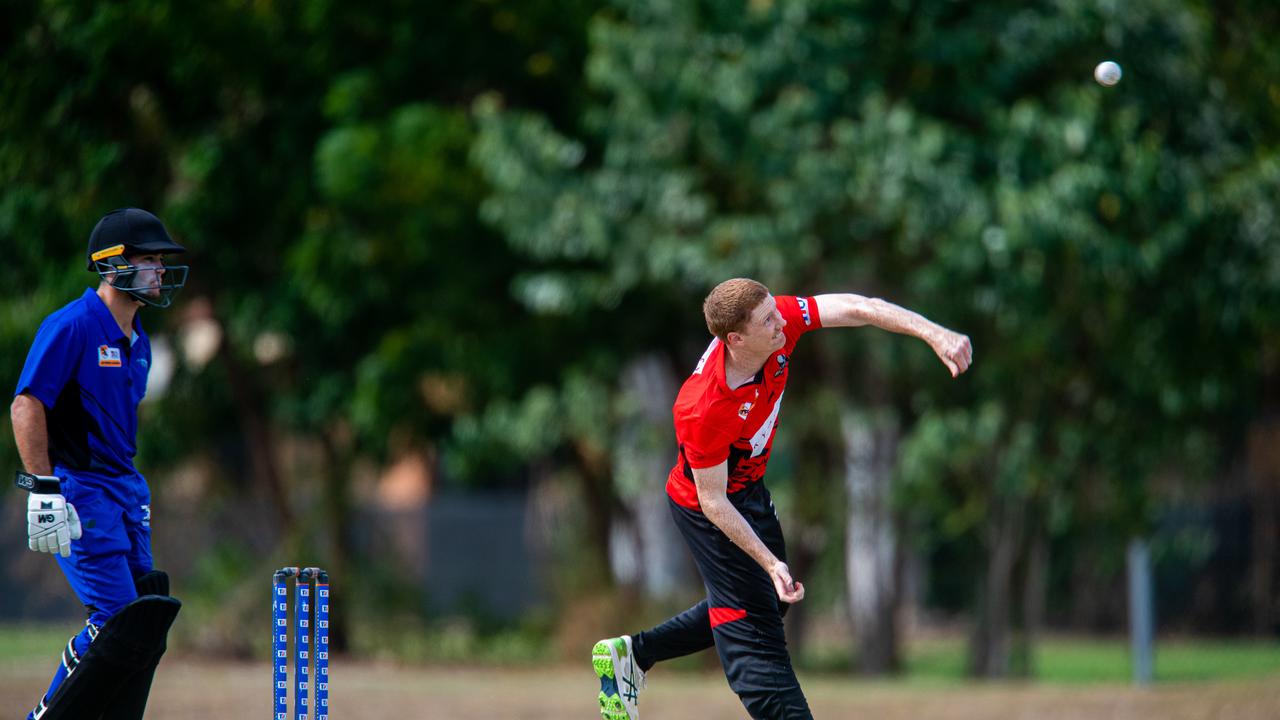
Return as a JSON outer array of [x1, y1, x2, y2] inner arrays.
[[857, 296, 941, 340], [701, 497, 780, 572], [11, 395, 51, 476], [819, 294, 943, 341]]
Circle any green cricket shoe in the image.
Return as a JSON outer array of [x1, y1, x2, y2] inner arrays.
[[592, 635, 645, 720]]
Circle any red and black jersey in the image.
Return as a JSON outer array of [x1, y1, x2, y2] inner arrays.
[[666, 295, 822, 511]]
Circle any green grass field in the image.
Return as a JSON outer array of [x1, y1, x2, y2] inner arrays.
[[0, 625, 70, 663], [4, 622, 1279, 684], [894, 635, 1280, 684]]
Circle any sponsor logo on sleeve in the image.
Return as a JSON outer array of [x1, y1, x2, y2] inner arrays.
[[98, 345, 122, 367], [797, 297, 812, 326]]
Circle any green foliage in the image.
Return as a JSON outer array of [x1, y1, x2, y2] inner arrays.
[[472, 0, 1280, 669], [0, 0, 605, 462], [899, 404, 1037, 545], [1, 0, 1278, 665], [450, 372, 613, 479]]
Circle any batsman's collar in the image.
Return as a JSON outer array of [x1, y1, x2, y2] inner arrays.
[[81, 288, 142, 345]]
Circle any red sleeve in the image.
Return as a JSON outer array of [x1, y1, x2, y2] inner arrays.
[[680, 399, 744, 469], [776, 295, 822, 345]]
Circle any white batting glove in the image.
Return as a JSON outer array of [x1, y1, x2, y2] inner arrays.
[[26, 479, 82, 558]]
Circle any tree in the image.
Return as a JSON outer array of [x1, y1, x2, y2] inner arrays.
[[474, 0, 1280, 676], [472, 0, 983, 669], [0, 0, 604, 649]]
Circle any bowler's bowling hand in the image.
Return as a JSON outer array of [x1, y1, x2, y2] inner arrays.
[[931, 328, 973, 378], [770, 561, 806, 604]]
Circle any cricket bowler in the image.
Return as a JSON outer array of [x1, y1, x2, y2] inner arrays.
[[594, 278, 972, 719]]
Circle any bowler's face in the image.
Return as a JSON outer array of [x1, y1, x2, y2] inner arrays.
[[735, 295, 786, 354]]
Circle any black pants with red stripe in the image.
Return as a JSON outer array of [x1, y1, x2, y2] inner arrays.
[[632, 482, 812, 719]]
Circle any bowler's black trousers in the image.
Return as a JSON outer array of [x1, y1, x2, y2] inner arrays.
[[631, 482, 813, 719]]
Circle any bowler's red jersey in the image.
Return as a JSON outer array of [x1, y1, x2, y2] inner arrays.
[[666, 295, 822, 511]]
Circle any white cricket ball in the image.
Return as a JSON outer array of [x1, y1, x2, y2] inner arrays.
[[1094, 60, 1122, 87]]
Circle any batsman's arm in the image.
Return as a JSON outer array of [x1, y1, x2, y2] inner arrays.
[[693, 462, 804, 603], [11, 394, 52, 476], [814, 293, 973, 377]]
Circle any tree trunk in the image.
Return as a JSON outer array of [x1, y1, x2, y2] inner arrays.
[[1252, 486, 1277, 634], [213, 310, 293, 531], [1013, 523, 1048, 677], [610, 355, 686, 598], [782, 506, 822, 663], [969, 494, 1024, 678], [1247, 416, 1280, 634], [318, 429, 354, 654], [574, 440, 619, 583], [842, 408, 901, 675]]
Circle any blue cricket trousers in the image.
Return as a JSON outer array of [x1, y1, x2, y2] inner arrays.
[[27, 468, 152, 720]]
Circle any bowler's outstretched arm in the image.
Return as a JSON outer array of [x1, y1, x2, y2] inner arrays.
[[815, 293, 973, 377]]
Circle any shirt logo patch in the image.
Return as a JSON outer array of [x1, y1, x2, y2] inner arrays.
[[773, 354, 788, 378], [98, 345, 122, 367], [797, 297, 812, 326], [738, 402, 753, 419]]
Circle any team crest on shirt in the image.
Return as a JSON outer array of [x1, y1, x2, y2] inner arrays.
[[797, 297, 812, 326], [98, 345, 122, 367], [773, 354, 788, 378], [738, 402, 754, 419]]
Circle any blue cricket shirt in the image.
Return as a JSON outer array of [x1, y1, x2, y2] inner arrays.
[[15, 288, 152, 477]]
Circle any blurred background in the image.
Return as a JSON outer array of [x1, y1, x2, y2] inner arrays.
[[1, 0, 1279, 716]]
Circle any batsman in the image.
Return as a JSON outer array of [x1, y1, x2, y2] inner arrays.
[[11, 208, 187, 720]]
